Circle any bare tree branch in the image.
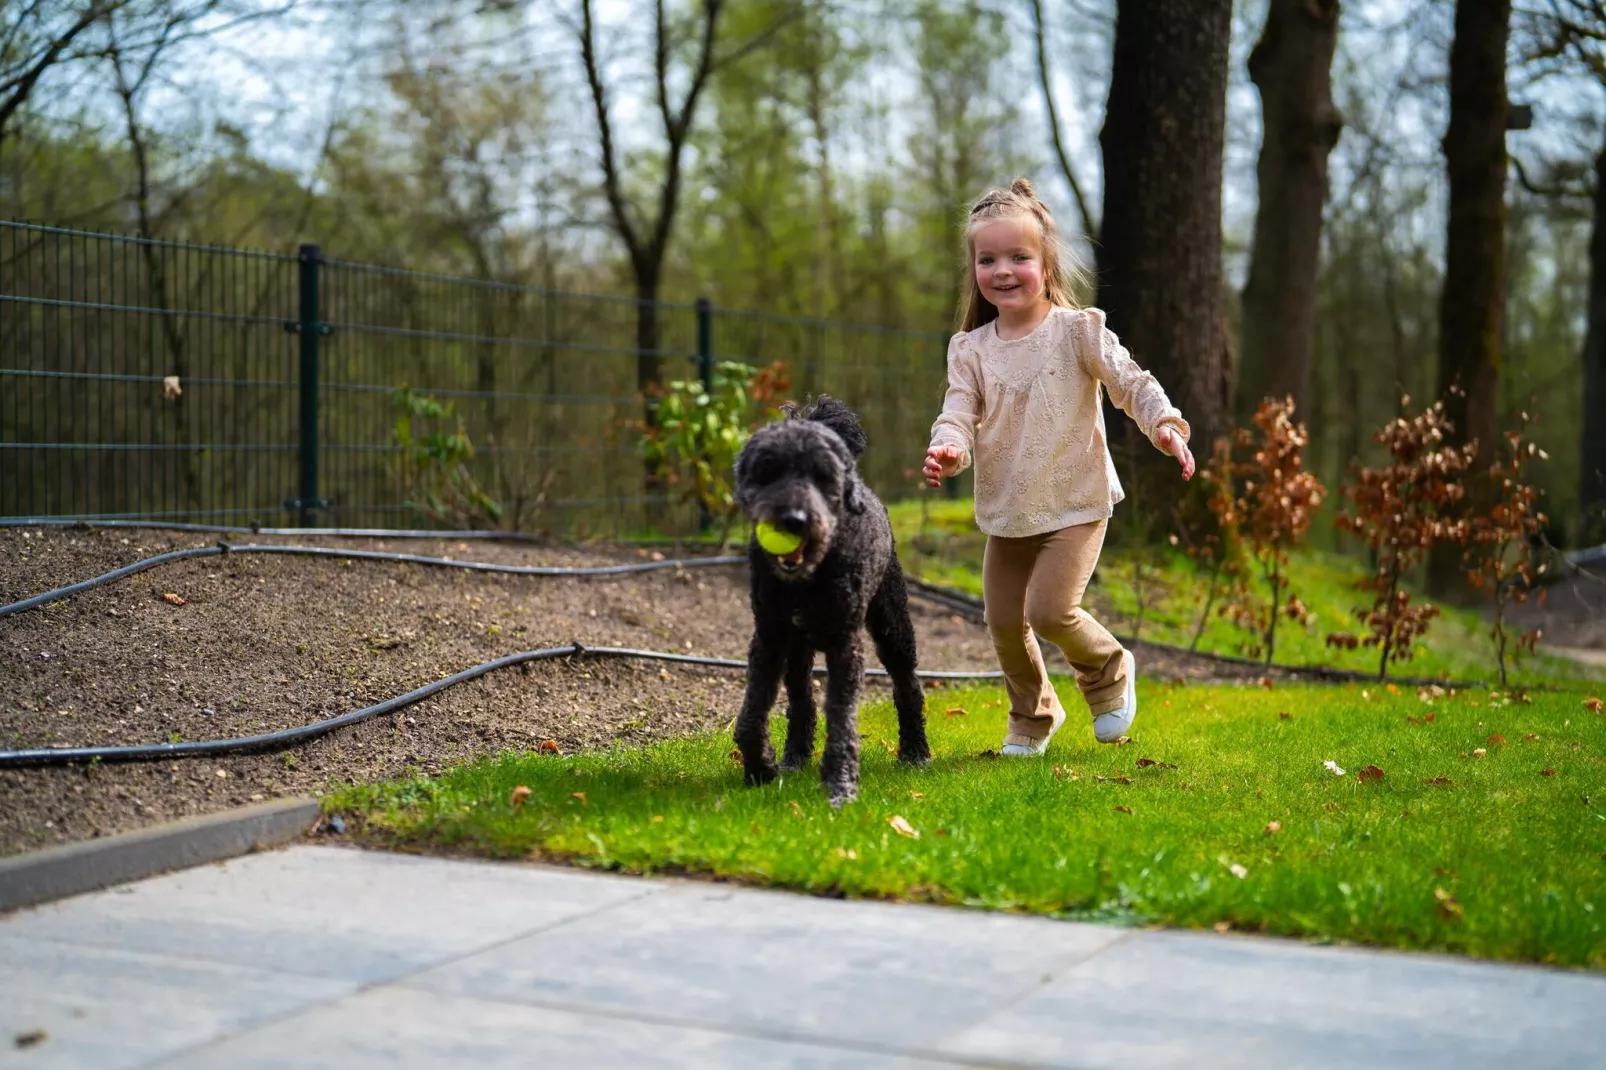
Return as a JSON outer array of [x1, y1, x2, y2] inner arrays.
[[0, 0, 128, 140], [1028, 0, 1098, 241]]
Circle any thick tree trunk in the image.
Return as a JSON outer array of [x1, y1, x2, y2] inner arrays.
[[1236, 0, 1343, 423], [1097, 0, 1234, 461], [1582, 138, 1606, 541], [1430, 0, 1511, 593]]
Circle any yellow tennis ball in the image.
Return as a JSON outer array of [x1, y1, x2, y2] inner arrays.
[[755, 521, 803, 555]]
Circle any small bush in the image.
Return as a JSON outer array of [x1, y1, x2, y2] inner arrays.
[[1212, 397, 1325, 665], [641, 360, 790, 544], [1464, 411, 1549, 687], [1333, 395, 1475, 680], [390, 387, 502, 529]]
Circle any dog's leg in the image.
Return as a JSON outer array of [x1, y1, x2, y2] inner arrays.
[[779, 639, 817, 771], [819, 638, 864, 807], [734, 632, 784, 786], [868, 558, 931, 765]]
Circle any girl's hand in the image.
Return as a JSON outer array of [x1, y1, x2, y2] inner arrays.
[[1157, 426, 1195, 480], [923, 445, 962, 488]]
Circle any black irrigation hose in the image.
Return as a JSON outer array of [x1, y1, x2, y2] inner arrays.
[[0, 643, 1003, 769], [0, 544, 745, 619], [0, 518, 538, 540]]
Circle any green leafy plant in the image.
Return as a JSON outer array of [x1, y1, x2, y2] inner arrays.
[[641, 360, 790, 545], [390, 387, 503, 529]]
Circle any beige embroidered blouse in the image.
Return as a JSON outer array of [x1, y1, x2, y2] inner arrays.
[[928, 305, 1190, 538]]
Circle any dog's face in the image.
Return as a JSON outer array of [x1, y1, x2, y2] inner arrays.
[[734, 420, 864, 581]]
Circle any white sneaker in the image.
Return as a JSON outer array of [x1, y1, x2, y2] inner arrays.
[[1092, 650, 1136, 743], [1000, 708, 1065, 756]]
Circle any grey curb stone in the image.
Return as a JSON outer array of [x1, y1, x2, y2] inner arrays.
[[0, 797, 321, 912]]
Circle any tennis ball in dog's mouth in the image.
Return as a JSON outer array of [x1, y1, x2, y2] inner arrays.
[[754, 521, 804, 556]]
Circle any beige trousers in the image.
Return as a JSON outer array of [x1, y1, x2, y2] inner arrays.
[[983, 520, 1127, 743]]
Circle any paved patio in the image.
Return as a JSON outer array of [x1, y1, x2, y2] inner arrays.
[[2, 845, 1603, 1068]]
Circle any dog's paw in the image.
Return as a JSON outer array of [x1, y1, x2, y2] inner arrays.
[[825, 782, 859, 809], [897, 745, 932, 767], [743, 760, 779, 787], [778, 749, 814, 773]]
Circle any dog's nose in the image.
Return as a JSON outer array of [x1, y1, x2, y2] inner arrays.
[[777, 509, 809, 536]]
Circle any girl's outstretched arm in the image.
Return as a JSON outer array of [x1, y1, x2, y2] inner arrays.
[[1080, 310, 1194, 480], [925, 333, 982, 487]]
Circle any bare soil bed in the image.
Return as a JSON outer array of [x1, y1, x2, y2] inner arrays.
[[2, 525, 1265, 857]]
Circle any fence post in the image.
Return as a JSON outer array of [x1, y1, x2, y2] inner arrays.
[[695, 297, 713, 533], [289, 243, 328, 526]]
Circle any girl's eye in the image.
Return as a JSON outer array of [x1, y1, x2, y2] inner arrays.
[[1014, 254, 1030, 262], [978, 257, 993, 266]]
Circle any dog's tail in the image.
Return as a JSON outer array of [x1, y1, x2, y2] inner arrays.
[[791, 394, 867, 457]]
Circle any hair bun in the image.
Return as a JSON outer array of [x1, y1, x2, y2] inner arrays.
[[1010, 177, 1035, 199]]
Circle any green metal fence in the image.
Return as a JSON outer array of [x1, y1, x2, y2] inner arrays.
[[0, 220, 954, 534]]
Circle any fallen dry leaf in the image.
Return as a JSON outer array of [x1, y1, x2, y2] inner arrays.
[[538, 739, 560, 754], [944, 706, 967, 717], [1435, 886, 1464, 921], [1112, 735, 1133, 746], [1259, 677, 1275, 690], [570, 791, 587, 805], [1524, 733, 1539, 742], [888, 814, 919, 839], [1386, 683, 1400, 695], [1136, 757, 1177, 770], [789, 801, 803, 817], [162, 592, 186, 606], [1323, 760, 1346, 776], [1264, 820, 1282, 835], [729, 748, 744, 765], [1095, 775, 1134, 785], [1541, 768, 1557, 777], [510, 785, 531, 808], [1584, 697, 1602, 713], [650, 815, 664, 823], [1229, 862, 1248, 879], [1487, 734, 1507, 747], [1278, 711, 1292, 720], [1422, 777, 1454, 787], [162, 375, 182, 400], [1472, 748, 1487, 758], [1357, 765, 1386, 783], [1425, 712, 1436, 722], [1113, 805, 1133, 814]]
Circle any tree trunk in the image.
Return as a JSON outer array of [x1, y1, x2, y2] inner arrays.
[[1236, 0, 1343, 423], [1582, 137, 1606, 541], [1430, 0, 1510, 593], [1097, 0, 1234, 462]]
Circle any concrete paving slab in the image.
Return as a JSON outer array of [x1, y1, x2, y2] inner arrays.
[[404, 878, 1127, 1052], [0, 934, 353, 1070], [0, 846, 655, 984], [150, 985, 965, 1070], [944, 928, 1606, 1069]]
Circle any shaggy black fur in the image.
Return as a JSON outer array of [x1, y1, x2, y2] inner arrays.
[[731, 395, 929, 806]]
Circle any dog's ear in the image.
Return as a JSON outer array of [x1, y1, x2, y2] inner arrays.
[[731, 447, 752, 510], [843, 473, 866, 515]]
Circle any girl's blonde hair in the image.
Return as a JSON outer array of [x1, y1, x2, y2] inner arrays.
[[957, 177, 1088, 333]]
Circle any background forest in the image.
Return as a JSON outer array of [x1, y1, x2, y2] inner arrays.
[[1, 0, 1602, 551]]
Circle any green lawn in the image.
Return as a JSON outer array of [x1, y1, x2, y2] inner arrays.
[[331, 679, 1606, 969], [887, 498, 1601, 688]]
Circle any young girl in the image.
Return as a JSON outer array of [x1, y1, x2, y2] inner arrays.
[[923, 178, 1194, 755]]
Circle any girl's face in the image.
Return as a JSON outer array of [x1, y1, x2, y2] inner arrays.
[[971, 218, 1047, 316]]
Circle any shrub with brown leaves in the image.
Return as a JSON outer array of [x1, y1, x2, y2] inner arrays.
[[1334, 395, 1476, 680], [1213, 397, 1325, 665], [1464, 412, 1549, 687]]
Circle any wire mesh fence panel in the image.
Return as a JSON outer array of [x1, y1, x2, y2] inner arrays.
[[1, 220, 956, 534], [0, 221, 300, 524]]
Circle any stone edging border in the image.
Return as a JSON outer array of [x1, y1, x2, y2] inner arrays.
[[0, 797, 321, 913]]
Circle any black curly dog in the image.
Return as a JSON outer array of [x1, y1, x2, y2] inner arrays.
[[732, 395, 930, 806]]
